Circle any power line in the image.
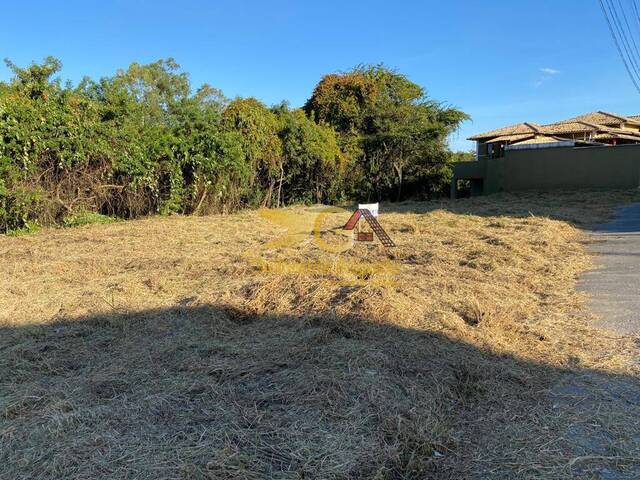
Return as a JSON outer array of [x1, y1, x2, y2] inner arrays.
[[615, 0, 640, 70], [632, 0, 640, 24], [605, 0, 640, 79], [608, 0, 640, 79], [599, 0, 640, 93], [629, 0, 640, 39]]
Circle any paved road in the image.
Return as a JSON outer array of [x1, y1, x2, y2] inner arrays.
[[579, 203, 640, 335], [551, 204, 640, 479]]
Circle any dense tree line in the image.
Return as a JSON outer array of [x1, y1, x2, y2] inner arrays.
[[0, 57, 467, 233]]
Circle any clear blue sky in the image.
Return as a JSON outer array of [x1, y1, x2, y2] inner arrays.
[[1, 0, 637, 151]]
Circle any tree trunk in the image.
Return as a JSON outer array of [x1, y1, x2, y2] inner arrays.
[[194, 186, 208, 214], [276, 164, 284, 208], [396, 166, 403, 201], [263, 179, 275, 208]]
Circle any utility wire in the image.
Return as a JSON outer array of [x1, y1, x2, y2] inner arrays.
[[616, 0, 640, 69], [629, 0, 640, 39], [633, 0, 640, 24], [629, 0, 640, 56], [605, 0, 640, 79], [599, 0, 640, 93], [608, 0, 640, 78]]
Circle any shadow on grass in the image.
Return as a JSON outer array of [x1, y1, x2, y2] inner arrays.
[[382, 190, 640, 231], [1, 304, 639, 479]]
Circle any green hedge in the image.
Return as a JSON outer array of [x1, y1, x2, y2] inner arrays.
[[0, 58, 467, 233]]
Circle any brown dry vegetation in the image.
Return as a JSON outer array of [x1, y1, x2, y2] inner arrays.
[[1, 190, 640, 479]]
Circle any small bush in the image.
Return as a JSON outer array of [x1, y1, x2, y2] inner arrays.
[[62, 211, 117, 228], [6, 222, 41, 236], [0, 182, 43, 234]]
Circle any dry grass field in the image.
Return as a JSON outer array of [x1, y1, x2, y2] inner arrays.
[[2, 190, 640, 479]]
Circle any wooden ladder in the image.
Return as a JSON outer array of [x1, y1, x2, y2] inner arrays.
[[361, 209, 395, 247], [343, 210, 362, 230]]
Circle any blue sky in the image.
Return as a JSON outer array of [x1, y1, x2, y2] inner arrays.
[[1, 0, 638, 151]]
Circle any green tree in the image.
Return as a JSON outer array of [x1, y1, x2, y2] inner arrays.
[[221, 98, 282, 206], [0, 57, 109, 229], [3, 56, 62, 100], [305, 65, 468, 200], [451, 150, 476, 163], [273, 104, 347, 205], [0, 58, 466, 233]]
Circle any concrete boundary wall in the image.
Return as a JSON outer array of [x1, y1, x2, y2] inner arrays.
[[452, 144, 640, 196]]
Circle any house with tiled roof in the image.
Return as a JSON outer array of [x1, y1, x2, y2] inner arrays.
[[471, 111, 640, 160], [452, 111, 640, 198]]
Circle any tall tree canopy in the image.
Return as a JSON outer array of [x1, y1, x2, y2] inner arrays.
[[273, 104, 347, 206], [305, 65, 468, 200]]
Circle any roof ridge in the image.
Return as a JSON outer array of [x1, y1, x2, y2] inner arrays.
[[576, 120, 606, 129], [523, 122, 543, 133], [597, 110, 631, 122], [468, 121, 538, 141]]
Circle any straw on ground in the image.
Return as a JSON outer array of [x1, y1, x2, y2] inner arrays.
[[1, 190, 639, 479]]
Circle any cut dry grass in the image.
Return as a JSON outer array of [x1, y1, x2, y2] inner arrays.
[[1, 190, 639, 479]]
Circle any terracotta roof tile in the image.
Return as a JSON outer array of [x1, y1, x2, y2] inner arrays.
[[469, 111, 640, 141], [593, 132, 640, 142], [468, 122, 544, 140], [540, 121, 599, 134], [484, 133, 535, 143], [553, 111, 631, 126], [510, 135, 568, 145]]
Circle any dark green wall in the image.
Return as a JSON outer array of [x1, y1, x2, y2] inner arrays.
[[452, 144, 640, 196]]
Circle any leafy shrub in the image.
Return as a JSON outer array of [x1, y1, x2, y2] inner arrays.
[[6, 222, 41, 236], [0, 182, 42, 235], [62, 210, 117, 228], [0, 58, 468, 233]]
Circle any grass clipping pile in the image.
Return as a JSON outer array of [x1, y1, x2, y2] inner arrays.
[[1, 191, 639, 479]]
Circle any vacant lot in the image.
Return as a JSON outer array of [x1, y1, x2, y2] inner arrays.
[[1, 191, 639, 479]]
